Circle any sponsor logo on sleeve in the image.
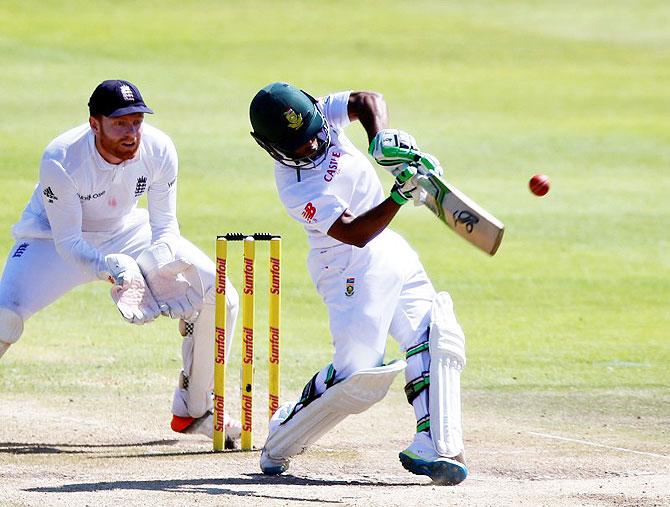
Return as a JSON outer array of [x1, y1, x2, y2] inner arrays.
[[42, 187, 58, 203], [301, 202, 317, 223]]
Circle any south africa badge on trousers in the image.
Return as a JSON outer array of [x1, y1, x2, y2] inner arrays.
[[345, 277, 355, 297]]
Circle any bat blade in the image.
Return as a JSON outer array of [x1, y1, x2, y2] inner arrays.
[[417, 169, 504, 255]]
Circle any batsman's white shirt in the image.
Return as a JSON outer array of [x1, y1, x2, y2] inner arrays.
[[274, 92, 436, 378]]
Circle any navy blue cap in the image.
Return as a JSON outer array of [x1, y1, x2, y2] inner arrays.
[[88, 79, 154, 118]]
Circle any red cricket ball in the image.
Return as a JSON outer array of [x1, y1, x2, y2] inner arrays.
[[529, 174, 550, 196]]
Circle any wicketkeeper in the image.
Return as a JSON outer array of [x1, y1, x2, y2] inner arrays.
[[248, 82, 468, 485], [0, 79, 241, 445]]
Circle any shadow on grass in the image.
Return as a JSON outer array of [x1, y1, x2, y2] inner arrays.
[[25, 474, 422, 502]]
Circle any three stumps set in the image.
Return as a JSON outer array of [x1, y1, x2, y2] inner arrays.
[[213, 233, 281, 451]]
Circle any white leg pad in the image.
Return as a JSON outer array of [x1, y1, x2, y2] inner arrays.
[[429, 292, 466, 457], [172, 282, 239, 418], [264, 360, 406, 460]]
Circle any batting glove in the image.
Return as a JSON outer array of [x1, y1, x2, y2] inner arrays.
[[369, 129, 420, 167], [390, 164, 419, 205]]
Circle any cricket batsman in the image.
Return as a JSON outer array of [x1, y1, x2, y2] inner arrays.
[[248, 82, 468, 485], [0, 79, 241, 446]]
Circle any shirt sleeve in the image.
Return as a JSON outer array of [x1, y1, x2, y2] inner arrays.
[[39, 157, 107, 278], [319, 91, 352, 131], [147, 137, 180, 254]]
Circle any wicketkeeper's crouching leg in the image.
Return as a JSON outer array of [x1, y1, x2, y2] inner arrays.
[[401, 291, 468, 485], [0, 307, 22, 359], [260, 360, 407, 475], [135, 241, 241, 445], [169, 280, 240, 446]]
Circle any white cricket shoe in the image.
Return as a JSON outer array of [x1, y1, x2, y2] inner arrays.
[[399, 431, 468, 485], [260, 402, 294, 475]]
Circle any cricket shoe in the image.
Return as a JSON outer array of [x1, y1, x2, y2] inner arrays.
[[260, 402, 294, 475], [171, 411, 242, 449], [399, 432, 468, 485]]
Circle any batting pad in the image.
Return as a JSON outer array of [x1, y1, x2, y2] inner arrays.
[[263, 360, 407, 460], [429, 292, 466, 457]]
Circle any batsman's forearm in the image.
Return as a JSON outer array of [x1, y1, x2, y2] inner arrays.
[[347, 91, 389, 144], [327, 198, 402, 248]]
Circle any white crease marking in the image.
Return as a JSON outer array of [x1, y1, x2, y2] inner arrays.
[[528, 431, 670, 460]]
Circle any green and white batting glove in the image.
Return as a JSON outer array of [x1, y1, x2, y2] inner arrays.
[[369, 129, 420, 167], [390, 163, 419, 205], [416, 152, 443, 177], [411, 152, 444, 207]]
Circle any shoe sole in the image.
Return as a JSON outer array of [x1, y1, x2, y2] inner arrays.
[[399, 452, 468, 485], [261, 464, 288, 475]]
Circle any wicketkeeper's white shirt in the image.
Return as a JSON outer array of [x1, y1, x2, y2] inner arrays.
[[12, 122, 180, 279]]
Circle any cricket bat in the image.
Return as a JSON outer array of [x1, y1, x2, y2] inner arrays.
[[413, 163, 505, 256]]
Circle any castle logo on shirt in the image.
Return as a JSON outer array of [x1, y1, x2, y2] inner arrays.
[[134, 176, 147, 197], [42, 187, 58, 203], [301, 202, 317, 223], [345, 277, 355, 297], [12, 242, 29, 258]]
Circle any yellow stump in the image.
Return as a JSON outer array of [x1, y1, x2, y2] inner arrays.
[[241, 237, 255, 450], [268, 237, 281, 419], [213, 237, 227, 451]]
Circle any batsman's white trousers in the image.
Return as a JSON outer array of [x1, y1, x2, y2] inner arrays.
[[307, 228, 435, 378]]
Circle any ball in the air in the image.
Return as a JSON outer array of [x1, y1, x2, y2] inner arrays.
[[529, 174, 550, 196]]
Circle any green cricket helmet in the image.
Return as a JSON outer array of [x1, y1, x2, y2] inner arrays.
[[249, 82, 331, 169]]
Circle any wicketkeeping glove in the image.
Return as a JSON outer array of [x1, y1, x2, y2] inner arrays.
[[136, 243, 203, 321], [101, 254, 161, 325], [111, 276, 161, 325], [369, 129, 420, 167]]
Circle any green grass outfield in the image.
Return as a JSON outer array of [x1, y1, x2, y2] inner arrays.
[[0, 0, 668, 416]]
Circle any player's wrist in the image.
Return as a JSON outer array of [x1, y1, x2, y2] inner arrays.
[[390, 189, 409, 205]]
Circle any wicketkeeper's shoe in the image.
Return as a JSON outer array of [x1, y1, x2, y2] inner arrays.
[[260, 402, 294, 475], [171, 411, 242, 449], [399, 432, 468, 485]]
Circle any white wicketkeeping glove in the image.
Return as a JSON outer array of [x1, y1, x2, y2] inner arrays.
[[101, 254, 161, 325], [368, 129, 420, 167], [136, 243, 203, 321]]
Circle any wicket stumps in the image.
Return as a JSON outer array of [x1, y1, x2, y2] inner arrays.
[[214, 233, 281, 451]]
